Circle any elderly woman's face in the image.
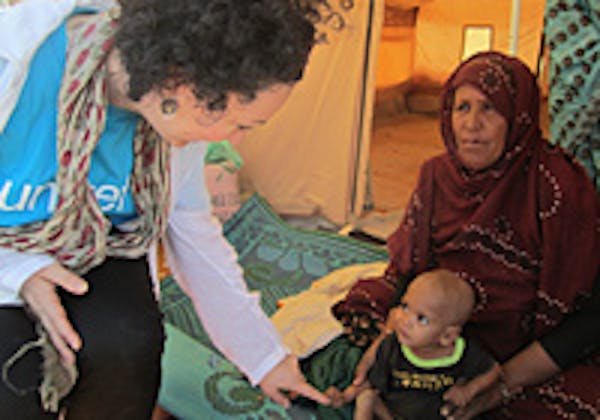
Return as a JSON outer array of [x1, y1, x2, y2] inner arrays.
[[140, 83, 294, 147], [451, 84, 508, 171]]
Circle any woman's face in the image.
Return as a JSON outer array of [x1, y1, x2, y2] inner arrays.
[[139, 83, 294, 147], [451, 84, 508, 171]]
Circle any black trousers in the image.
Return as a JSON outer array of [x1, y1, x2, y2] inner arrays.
[[0, 257, 164, 419]]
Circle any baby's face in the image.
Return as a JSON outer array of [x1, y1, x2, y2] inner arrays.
[[391, 280, 453, 351]]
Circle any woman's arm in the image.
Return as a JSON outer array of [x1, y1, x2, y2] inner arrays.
[[0, 247, 55, 304], [165, 143, 287, 384], [443, 363, 502, 407], [441, 342, 560, 420], [538, 267, 600, 368], [441, 267, 600, 419], [19, 263, 89, 364], [500, 341, 561, 393], [0, 248, 88, 364], [163, 144, 329, 407]]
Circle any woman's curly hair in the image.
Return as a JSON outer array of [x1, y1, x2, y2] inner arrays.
[[115, 0, 322, 110]]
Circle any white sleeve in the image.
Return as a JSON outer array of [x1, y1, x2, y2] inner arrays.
[[0, 247, 55, 306], [163, 143, 287, 385]]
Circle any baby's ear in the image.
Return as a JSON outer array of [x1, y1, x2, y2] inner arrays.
[[439, 325, 461, 347]]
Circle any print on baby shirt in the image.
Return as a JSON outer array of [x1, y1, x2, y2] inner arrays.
[[368, 335, 495, 420]]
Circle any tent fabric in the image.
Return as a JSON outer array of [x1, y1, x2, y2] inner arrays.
[[412, 0, 545, 84], [238, 1, 546, 225], [378, 0, 545, 89], [238, 1, 383, 226]]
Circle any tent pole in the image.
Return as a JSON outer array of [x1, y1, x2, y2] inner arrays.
[[509, 0, 521, 55], [350, 0, 383, 220]]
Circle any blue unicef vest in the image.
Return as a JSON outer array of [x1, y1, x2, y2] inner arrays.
[[0, 20, 138, 227]]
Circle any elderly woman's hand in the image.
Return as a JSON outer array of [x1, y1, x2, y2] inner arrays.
[[441, 341, 561, 419], [440, 382, 503, 420]]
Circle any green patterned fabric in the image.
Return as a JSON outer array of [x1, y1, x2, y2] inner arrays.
[[158, 194, 387, 419], [300, 336, 364, 420]]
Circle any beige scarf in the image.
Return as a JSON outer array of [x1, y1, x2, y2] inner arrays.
[[1, 10, 170, 412]]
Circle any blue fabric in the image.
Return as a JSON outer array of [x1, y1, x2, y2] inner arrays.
[[0, 20, 137, 227]]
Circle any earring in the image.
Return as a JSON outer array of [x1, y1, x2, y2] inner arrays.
[[160, 98, 178, 116]]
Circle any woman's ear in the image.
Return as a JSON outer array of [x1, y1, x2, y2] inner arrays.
[[439, 325, 461, 347]]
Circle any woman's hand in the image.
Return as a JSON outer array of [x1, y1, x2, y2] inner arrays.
[[441, 342, 561, 419], [440, 381, 503, 420], [443, 362, 501, 408], [259, 354, 330, 409], [19, 263, 89, 365]]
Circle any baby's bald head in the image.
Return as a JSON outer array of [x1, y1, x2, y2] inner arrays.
[[411, 269, 475, 327]]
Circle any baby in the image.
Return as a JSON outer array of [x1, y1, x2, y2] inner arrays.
[[328, 269, 500, 420]]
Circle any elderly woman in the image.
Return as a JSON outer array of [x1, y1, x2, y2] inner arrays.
[[333, 51, 599, 418], [0, 0, 333, 418]]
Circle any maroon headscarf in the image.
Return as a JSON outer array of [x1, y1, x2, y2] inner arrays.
[[333, 51, 599, 417]]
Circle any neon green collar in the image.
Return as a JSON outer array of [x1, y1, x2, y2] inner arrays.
[[401, 337, 465, 368]]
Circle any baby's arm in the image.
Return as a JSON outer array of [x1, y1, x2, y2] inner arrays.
[[443, 362, 502, 407], [325, 381, 371, 408], [343, 381, 371, 403], [324, 381, 372, 408], [354, 387, 393, 420]]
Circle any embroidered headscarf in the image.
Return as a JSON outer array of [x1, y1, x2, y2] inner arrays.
[[0, 11, 170, 275]]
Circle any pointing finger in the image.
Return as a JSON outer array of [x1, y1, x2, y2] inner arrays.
[[292, 381, 330, 406], [265, 387, 291, 409]]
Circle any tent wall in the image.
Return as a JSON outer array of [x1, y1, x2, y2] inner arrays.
[[414, 0, 545, 83], [238, 1, 383, 226], [377, 0, 545, 88], [376, 26, 414, 88]]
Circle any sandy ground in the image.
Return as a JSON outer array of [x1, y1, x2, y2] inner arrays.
[[369, 112, 443, 212]]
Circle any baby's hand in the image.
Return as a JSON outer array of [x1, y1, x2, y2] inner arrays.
[[324, 386, 345, 408], [443, 380, 473, 407]]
